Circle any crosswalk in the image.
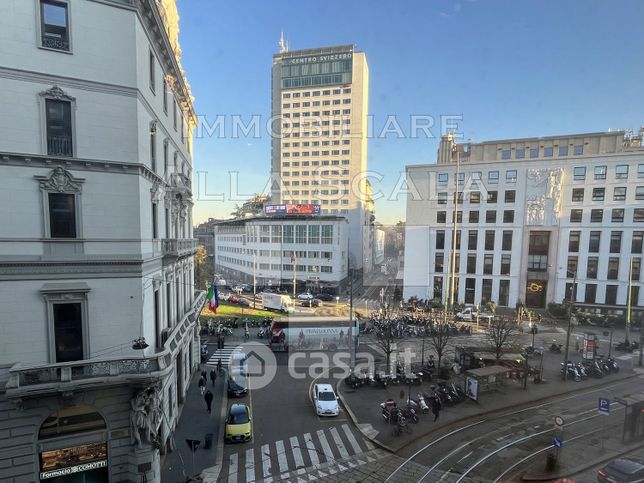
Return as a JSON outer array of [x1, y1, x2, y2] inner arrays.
[[220, 423, 376, 483], [206, 345, 242, 367]]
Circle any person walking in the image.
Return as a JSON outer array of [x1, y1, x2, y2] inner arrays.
[[201, 368, 207, 381], [431, 397, 441, 422], [209, 368, 217, 387], [204, 389, 214, 413], [198, 375, 206, 396]]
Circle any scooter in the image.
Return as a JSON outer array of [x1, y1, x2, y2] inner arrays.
[[550, 342, 563, 353], [417, 393, 430, 414]]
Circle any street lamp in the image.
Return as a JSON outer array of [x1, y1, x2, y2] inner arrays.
[[562, 268, 577, 382]]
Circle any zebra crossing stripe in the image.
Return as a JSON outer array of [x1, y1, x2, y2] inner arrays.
[[303, 432, 320, 467], [364, 438, 376, 450], [316, 429, 335, 463], [275, 439, 289, 474], [245, 448, 255, 482], [261, 443, 271, 479], [290, 436, 305, 468], [341, 424, 363, 454], [228, 453, 238, 483], [329, 427, 349, 459]]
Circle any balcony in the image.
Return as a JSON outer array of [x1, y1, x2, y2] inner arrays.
[[47, 134, 73, 157], [4, 290, 206, 401], [163, 238, 198, 260]]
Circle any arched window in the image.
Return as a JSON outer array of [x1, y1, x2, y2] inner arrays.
[[39, 405, 106, 439]]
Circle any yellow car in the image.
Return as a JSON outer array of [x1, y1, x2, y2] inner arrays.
[[224, 404, 252, 443]]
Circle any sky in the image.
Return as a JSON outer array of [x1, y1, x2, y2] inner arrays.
[[178, 0, 644, 226]]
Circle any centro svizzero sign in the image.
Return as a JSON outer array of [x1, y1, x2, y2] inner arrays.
[[284, 52, 352, 65]]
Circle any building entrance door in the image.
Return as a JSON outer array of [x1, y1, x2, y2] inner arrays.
[[525, 280, 547, 308]]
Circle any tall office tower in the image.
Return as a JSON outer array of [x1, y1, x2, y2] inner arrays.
[[0, 1, 202, 481], [271, 42, 373, 272]]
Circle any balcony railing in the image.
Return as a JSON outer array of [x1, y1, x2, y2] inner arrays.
[[47, 134, 73, 157], [162, 238, 198, 258], [5, 290, 206, 399]]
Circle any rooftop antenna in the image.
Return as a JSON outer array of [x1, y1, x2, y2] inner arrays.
[[278, 31, 288, 53]]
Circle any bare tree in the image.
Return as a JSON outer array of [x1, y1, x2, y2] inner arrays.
[[194, 244, 213, 290], [372, 304, 401, 373], [428, 315, 451, 370], [485, 317, 519, 361]]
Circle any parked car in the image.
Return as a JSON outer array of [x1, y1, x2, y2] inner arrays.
[[456, 306, 494, 323], [301, 298, 320, 307], [598, 457, 644, 482], [297, 292, 314, 301], [227, 374, 248, 397], [312, 383, 339, 416], [228, 295, 240, 304], [224, 404, 252, 443], [315, 293, 334, 302]]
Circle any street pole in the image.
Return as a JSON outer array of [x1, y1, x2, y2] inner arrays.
[[562, 270, 576, 381], [626, 255, 633, 345], [293, 254, 297, 299], [253, 254, 257, 309], [449, 150, 460, 311]]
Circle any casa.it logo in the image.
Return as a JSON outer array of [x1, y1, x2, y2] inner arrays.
[[229, 342, 277, 390]]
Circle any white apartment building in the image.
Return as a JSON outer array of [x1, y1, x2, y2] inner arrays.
[[404, 130, 644, 319], [270, 43, 375, 272], [214, 216, 349, 294], [0, 1, 202, 481]]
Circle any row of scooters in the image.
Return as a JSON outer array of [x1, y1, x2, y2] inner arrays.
[[345, 363, 429, 389], [560, 358, 619, 381]]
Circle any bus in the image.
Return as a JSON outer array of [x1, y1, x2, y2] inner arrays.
[[269, 316, 359, 352]]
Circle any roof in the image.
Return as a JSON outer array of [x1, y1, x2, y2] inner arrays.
[[214, 215, 347, 226], [229, 404, 248, 415], [466, 365, 512, 377], [314, 383, 334, 392], [274, 44, 355, 59]]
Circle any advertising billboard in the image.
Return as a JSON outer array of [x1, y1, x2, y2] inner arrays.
[[265, 204, 320, 215]]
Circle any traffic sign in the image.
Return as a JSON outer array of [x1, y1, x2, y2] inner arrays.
[[553, 436, 563, 448], [598, 398, 610, 416], [554, 416, 564, 427]]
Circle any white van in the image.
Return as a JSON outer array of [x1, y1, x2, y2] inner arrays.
[[312, 383, 339, 416]]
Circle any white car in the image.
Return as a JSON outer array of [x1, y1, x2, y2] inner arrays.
[[312, 383, 339, 417], [297, 292, 314, 301]]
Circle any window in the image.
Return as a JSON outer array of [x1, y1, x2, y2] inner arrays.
[[320, 266, 332, 273], [594, 165, 607, 180], [502, 231, 512, 251], [586, 257, 598, 279], [149, 50, 156, 93], [453, 211, 463, 223], [584, 284, 597, 304], [633, 232, 644, 254], [610, 231, 622, 253], [636, 186, 644, 201], [45, 98, 73, 156], [173, 100, 177, 131], [636, 209, 644, 222], [486, 210, 496, 223], [506, 170, 517, 183], [632, 258, 641, 281], [588, 231, 601, 252], [468, 230, 478, 250], [437, 192, 448, 204], [573, 145, 583, 156], [307, 225, 319, 244], [544, 146, 553, 157], [321, 225, 333, 244], [607, 258, 619, 280], [612, 208, 624, 223], [590, 209, 603, 223], [151, 202, 158, 239], [499, 280, 510, 306], [573, 167, 586, 181], [572, 188, 584, 202], [614, 187, 627, 201], [437, 211, 446, 223], [488, 171, 499, 184], [48, 193, 76, 238], [469, 211, 479, 223], [466, 255, 477, 274], [483, 254, 493, 274], [504, 190, 516, 203], [615, 165, 629, 179], [516, 148, 525, 159], [528, 255, 548, 271], [149, 123, 157, 172], [457, 172, 465, 186], [558, 146, 568, 156], [40, 0, 70, 51], [435, 254, 444, 272], [470, 191, 481, 203], [568, 231, 581, 252], [605, 285, 618, 305], [570, 209, 582, 223], [503, 210, 514, 223], [487, 191, 498, 203], [436, 231, 445, 250], [438, 173, 448, 186], [52, 302, 84, 362], [433, 276, 443, 301], [639, 164, 644, 179], [567, 256, 578, 275], [484, 231, 495, 250], [592, 188, 605, 201], [501, 150, 511, 160], [501, 254, 511, 275], [529, 148, 539, 158]]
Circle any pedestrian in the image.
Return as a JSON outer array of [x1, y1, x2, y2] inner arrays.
[[204, 389, 214, 413], [217, 358, 222, 375], [201, 368, 207, 381], [198, 375, 206, 396], [210, 368, 217, 387], [431, 397, 441, 422]]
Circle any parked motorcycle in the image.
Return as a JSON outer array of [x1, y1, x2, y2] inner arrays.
[[550, 342, 563, 353]]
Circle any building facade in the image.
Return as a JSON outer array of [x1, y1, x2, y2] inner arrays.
[[214, 216, 349, 294], [404, 130, 644, 318], [0, 1, 202, 481], [270, 43, 374, 272]]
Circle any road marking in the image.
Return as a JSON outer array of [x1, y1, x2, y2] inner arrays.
[[228, 453, 238, 483], [304, 432, 320, 466], [275, 439, 289, 474], [329, 427, 349, 459], [316, 429, 335, 463], [341, 424, 363, 454], [290, 436, 305, 468], [418, 440, 473, 482], [261, 443, 271, 478], [457, 451, 472, 463], [245, 448, 255, 482]]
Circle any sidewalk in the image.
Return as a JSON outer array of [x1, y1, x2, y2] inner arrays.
[[161, 366, 226, 482], [338, 350, 639, 453]]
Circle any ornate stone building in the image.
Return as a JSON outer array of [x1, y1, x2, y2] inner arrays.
[[404, 129, 644, 316], [0, 0, 202, 481]]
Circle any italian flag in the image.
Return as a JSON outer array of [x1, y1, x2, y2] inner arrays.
[[206, 283, 219, 313]]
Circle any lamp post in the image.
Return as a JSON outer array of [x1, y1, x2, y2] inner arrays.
[[625, 256, 633, 346], [562, 268, 577, 382], [253, 254, 257, 309]]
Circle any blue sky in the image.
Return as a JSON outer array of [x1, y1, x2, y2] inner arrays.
[[179, 0, 644, 225]]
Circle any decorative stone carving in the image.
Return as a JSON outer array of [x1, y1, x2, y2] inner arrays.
[[39, 85, 76, 102], [525, 167, 563, 225], [130, 384, 162, 449], [526, 196, 546, 225], [35, 166, 84, 193], [150, 180, 162, 202]]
